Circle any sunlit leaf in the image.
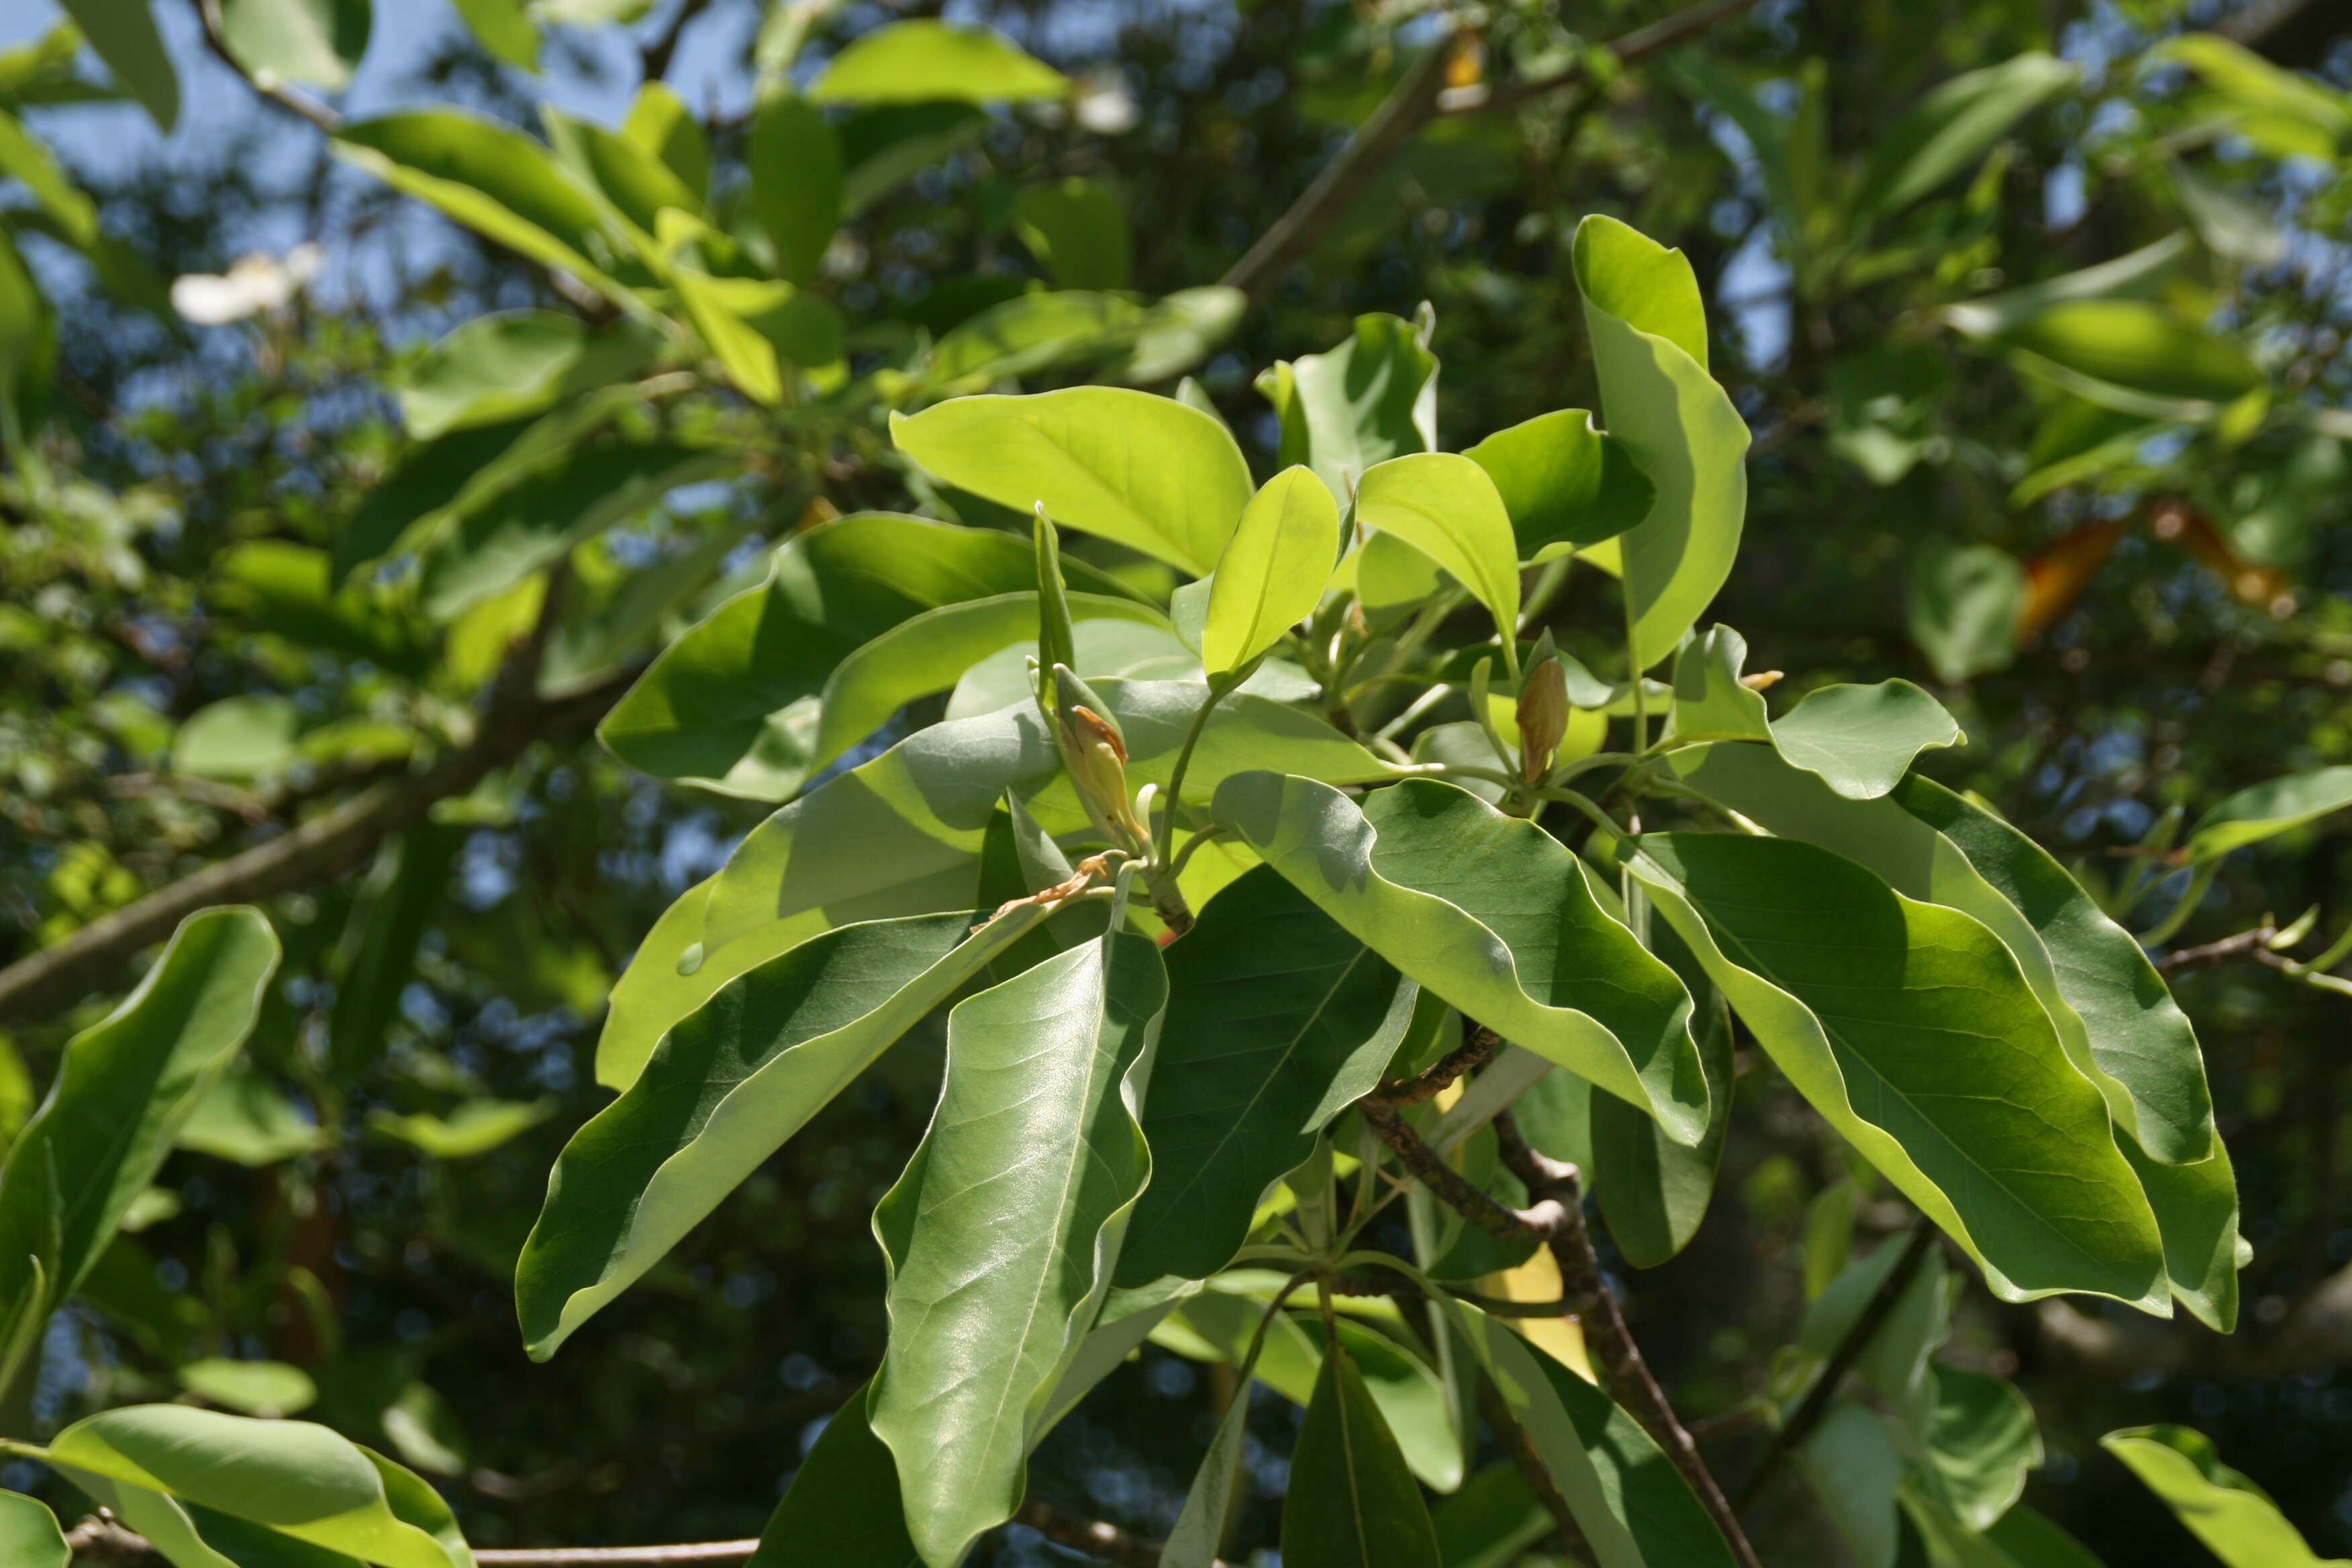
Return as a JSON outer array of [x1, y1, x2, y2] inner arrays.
[[2103, 1424, 2347, 1568], [2186, 765, 2352, 863], [1203, 466, 1340, 677], [1465, 407, 1654, 562], [810, 19, 1069, 106], [217, 0, 369, 91], [1353, 453, 1521, 640], [1257, 311, 1438, 503]]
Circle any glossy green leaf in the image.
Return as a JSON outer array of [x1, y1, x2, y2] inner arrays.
[[1572, 215, 1750, 669], [334, 111, 632, 305], [1909, 541, 2025, 684], [542, 105, 699, 240], [366, 1099, 554, 1159], [1282, 1343, 1445, 1568], [748, 89, 841, 287], [1996, 301, 2264, 409], [56, 0, 176, 130], [217, 0, 368, 91], [869, 926, 1164, 1567], [891, 388, 1253, 575], [621, 83, 707, 198], [1013, 177, 1131, 290], [598, 513, 1130, 799], [1922, 1367, 2041, 1531], [1852, 52, 2077, 222], [1450, 1305, 1738, 1567], [1670, 625, 1771, 744], [2186, 765, 2352, 862], [516, 909, 1048, 1360], [1203, 466, 1340, 677], [1768, 680, 1963, 799], [0, 908, 278, 1382], [177, 1358, 319, 1418], [1118, 865, 1417, 1285], [420, 443, 734, 620], [748, 1384, 920, 1568], [1257, 311, 1438, 503], [810, 20, 1069, 105], [807, 590, 1167, 777], [175, 1072, 328, 1166], [401, 311, 590, 439], [2102, 1424, 2347, 1568], [1621, 832, 2166, 1308], [1465, 408, 1654, 562], [0, 1491, 68, 1568], [1212, 775, 1707, 1144], [328, 825, 464, 1085], [1353, 453, 1522, 640], [45, 1406, 466, 1568]]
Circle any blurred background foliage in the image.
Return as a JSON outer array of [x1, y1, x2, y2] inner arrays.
[[1, 0, 2350, 1560]]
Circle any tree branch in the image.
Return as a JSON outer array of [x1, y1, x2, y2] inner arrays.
[[1357, 1099, 1565, 1244], [640, 0, 717, 82], [1488, 1111, 1764, 1568], [0, 665, 633, 1026], [1368, 1022, 1498, 1106], [1734, 1215, 1938, 1510], [2157, 924, 2282, 973]]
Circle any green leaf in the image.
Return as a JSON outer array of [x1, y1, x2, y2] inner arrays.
[[1013, 177, 1132, 291], [173, 695, 301, 781], [1120, 285, 1246, 385], [1118, 866, 1417, 1285], [1282, 1342, 1445, 1568], [1799, 1402, 1904, 1568], [1994, 301, 2264, 409], [334, 111, 634, 306], [1212, 775, 1708, 1144], [1572, 216, 1750, 670], [1922, 1367, 2041, 1532], [1465, 408, 1655, 562], [1203, 466, 1340, 677], [450, 0, 536, 67], [0, 1490, 68, 1568], [400, 311, 594, 439], [2156, 34, 2351, 161], [217, 0, 369, 91], [214, 542, 428, 677], [1255, 311, 1438, 503], [748, 1384, 920, 1568], [699, 680, 1398, 961], [890, 388, 1253, 575], [839, 103, 989, 213], [810, 19, 1069, 105], [2102, 1424, 2347, 1568], [0, 908, 278, 1377], [1908, 542, 2025, 684], [1672, 744, 2237, 1324], [1669, 625, 1772, 744], [2186, 765, 2352, 862], [1768, 680, 1963, 799], [807, 590, 1167, 778], [1450, 1304, 1737, 1567], [366, 1099, 555, 1159], [1800, 1239, 1949, 1437], [56, 0, 175, 130], [599, 513, 1110, 799], [177, 1358, 319, 1418], [44, 1406, 467, 1568], [1430, 1465, 1552, 1568], [1620, 833, 2167, 1308], [748, 89, 841, 287], [328, 826, 464, 1085], [0, 109, 97, 247], [1941, 234, 2194, 340], [1353, 454, 1522, 641], [1851, 52, 2077, 222], [622, 83, 708, 199], [914, 289, 1150, 393], [1979, 1505, 2108, 1568], [543, 105, 701, 240], [516, 908, 1049, 1360], [869, 926, 1163, 1567], [420, 442, 734, 620], [175, 1072, 329, 1166]]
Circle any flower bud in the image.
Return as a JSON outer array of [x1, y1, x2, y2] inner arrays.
[[1517, 655, 1570, 784], [1052, 665, 1144, 848]]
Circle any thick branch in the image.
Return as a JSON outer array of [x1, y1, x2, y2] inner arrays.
[[0, 669, 631, 1026], [1490, 1112, 1763, 1568], [1357, 1099, 1565, 1243], [1369, 1022, 1498, 1107], [1734, 1216, 1938, 1510]]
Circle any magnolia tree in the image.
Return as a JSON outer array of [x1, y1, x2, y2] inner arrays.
[[4, 1, 2352, 1566]]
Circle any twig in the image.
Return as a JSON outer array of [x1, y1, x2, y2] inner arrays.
[[1734, 1215, 1939, 1510], [1438, 0, 1773, 116], [104, 773, 277, 826], [641, 0, 717, 81], [1218, 31, 1459, 301], [1367, 1022, 1498, 1106], [0, 658, 633, 1025], [190, 0, 344, 132], [2157, 925, 2280, 973], [1012, 1497, 1202, 1568], [1357, 1099, 1565, 1244], [1490, 1112, 1763, 1568]]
